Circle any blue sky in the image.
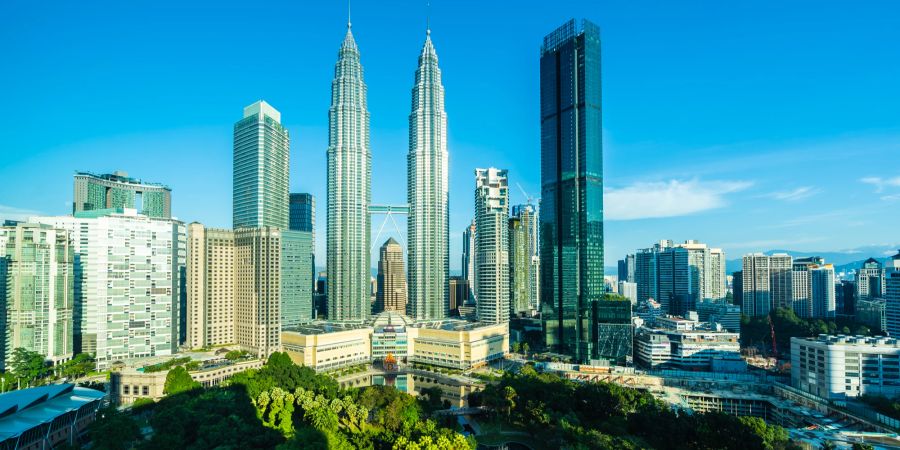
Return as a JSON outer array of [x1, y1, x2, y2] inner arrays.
[[2, 0, 900, 270]]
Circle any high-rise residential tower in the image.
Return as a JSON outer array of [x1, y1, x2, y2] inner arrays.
[[327, 22, 371, 321], [233, 101, 290, 230], [462, 220, 476, 301], [33, 210, 185, 369], [186, 223, 235, 349], [0, 223, 74, 371], [792, 257, 836, 319], [742, 253, 793, 317], [376, 238, 407, 313], [510, 204, 539, 316], [407, 28, 450, 321], [289, 193, 315, 233], [73, 171, 171, 218], [475, 168, 509, 325], [539, 19, 605, 362]]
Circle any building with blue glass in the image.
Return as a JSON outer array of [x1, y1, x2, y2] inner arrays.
[[539, 19, 607, 363]]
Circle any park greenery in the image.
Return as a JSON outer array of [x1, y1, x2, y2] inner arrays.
[[0, 348, 97, 391], [472, 365, 798, 450], [741, 307, 875, 356], [88, 352, 474, 450], [141, 356, 193, 373]]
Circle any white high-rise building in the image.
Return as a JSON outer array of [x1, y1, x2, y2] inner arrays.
[[32, 210, 185, 369], [474, 168, 509, 324], [407, 28, 449, 320], [742, 253, 793, 317], [327, 22, 371, 321], [791, 257, 835, 318]]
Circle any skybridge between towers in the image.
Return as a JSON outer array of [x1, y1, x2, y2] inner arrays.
[[369, 204, 409, 253]]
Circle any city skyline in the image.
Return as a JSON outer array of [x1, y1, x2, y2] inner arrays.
[[3, 1, 900, 270]]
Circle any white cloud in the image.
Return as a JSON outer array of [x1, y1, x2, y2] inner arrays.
[[770, 186, 821, 201], [0, 204, 45, 222], [861, 176, 900, 193], [605, 179, 751, 221]]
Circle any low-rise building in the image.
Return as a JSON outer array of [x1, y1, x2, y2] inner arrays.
[[281, 312, 509, 372], [634, 325, 742, 372], [0, 384, 105, 449], [110, 355, 263, 405], [697, 299, 741, 333], [791, 334, 900, 400]]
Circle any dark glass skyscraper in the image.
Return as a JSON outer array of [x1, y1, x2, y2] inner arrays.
[[289, 193, 315, 232], [539, 19, 605, 363]]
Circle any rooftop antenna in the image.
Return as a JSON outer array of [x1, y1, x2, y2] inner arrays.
[[426, 0, 430, 35], [347, 0, 352, 29]]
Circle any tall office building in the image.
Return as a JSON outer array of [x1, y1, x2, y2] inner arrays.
[[857, 258, 885, 301], [282, 230, 314, 327], [539, 19, 604, 362], [289, 193, 315, 233], [509, 204, 539, 316], [792, 257, 836, 318], [732, 270, 743, 307], [407, 28, 450, 321], [742, 253, 793, 317], [73, 171, 171, 218], [836, 279, 857, 316], [233, 101, 290, 230], [617, 254, 635, 283], [448, 276, 468, 314], [0, 223, 74, 371], [235, 227, 281, 358], [327, 22, 371, 321], [33, 210, 185, 369], [186, 224, 235, 349], [475, 168, 509, 325], [884, 251, 900, 335], [462, 220, 476, 301], [634, 240, 726, 315], [376, 238, 407, 314]]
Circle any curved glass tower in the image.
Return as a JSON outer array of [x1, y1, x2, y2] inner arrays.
[[327, 23, 371, 321], [407, 29, 449, 320]]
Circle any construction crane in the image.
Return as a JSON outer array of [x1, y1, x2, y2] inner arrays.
[[516, 182, 536, 206]]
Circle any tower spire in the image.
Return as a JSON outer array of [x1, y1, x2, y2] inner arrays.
[[426, 0, 431, 36], [348, 0, 352, 29]]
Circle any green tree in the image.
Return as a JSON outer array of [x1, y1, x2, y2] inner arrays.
[[511, 342, 521, 354], [163, 366, 200, 395], [852, 444, 875, 450], [9, 347, 47, 386], [88, 406, 141, 450]]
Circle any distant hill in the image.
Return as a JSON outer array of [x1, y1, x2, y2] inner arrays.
[[724, 246, 899, 275]]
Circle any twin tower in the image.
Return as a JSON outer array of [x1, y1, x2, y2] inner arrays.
[[327, 22, 449, 321]]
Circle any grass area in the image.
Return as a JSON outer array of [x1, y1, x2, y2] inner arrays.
[[475, 419, 541, 450]]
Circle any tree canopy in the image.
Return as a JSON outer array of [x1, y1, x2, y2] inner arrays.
[[164, 366, 200, 395]]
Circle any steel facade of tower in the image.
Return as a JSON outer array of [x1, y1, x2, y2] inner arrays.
[[407, 30, 450, 320], [539, 19, 605, 363], [327, 24, 372, 321], [233, 101, 290, 230], [462, 221, 476, 301]]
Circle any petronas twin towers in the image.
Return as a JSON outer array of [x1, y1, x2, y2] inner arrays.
[[327, 21, 448, 321]]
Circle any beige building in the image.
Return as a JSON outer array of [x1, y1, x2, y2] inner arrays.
[[186, 223, 236, 349], [376, 237, 407, 313], [281, 312, 508, 372], [110, 357, 263, 405], [235, 227, 282, 358], [282, 322, 372, 372]]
